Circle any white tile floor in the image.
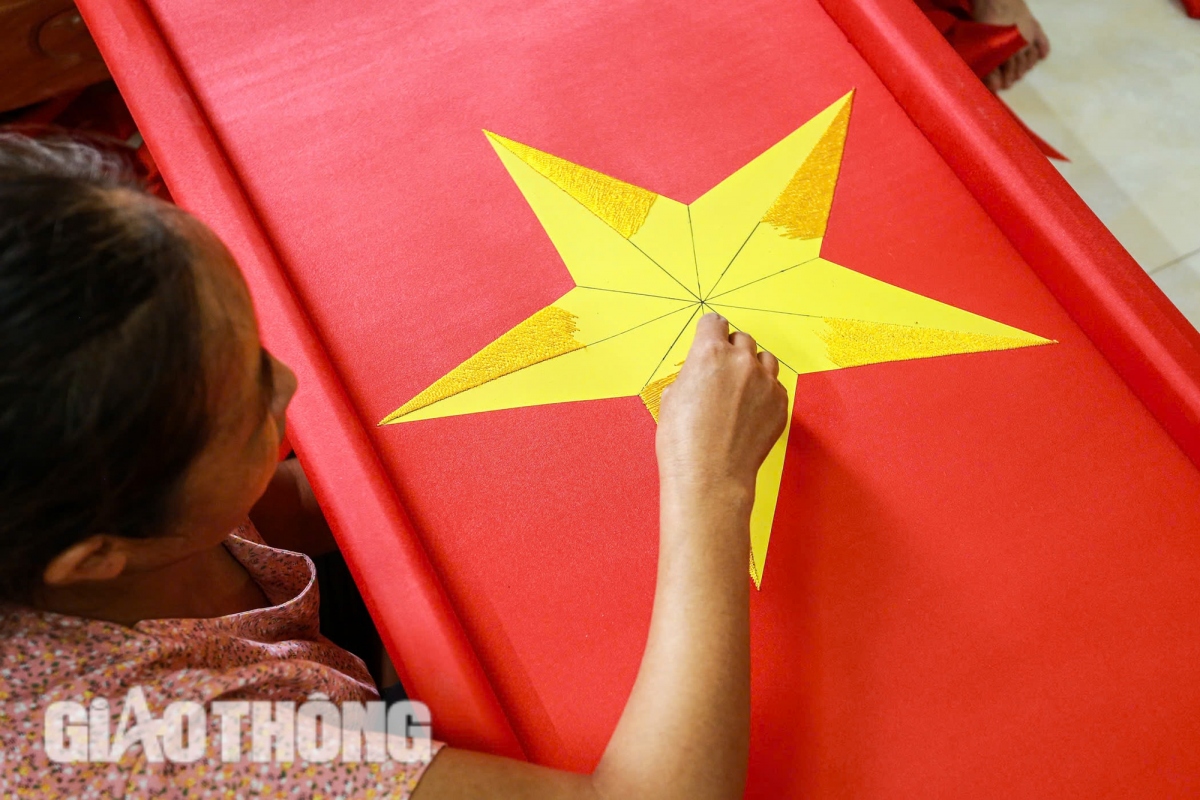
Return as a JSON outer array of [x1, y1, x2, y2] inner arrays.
[[1002, 0, 1200, 328]]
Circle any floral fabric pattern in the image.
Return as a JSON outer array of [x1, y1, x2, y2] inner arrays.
[[0, 523, 441, 798]]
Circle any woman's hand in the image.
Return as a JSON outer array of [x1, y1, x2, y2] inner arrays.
[[414, 313, 788, 800], [656, 313, 790, 504]]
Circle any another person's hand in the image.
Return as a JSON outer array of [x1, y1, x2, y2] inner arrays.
[[975, 0, 1051, 90], [656, 313, 789, 504]]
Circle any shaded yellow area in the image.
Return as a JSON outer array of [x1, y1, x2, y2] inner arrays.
[[818, 318, 1053, 368], [486, 131, 658, 238], [383, 93, 1056, 587], [762, 99, 852, 240], [639, 372, 680, 422], [380, 306, 583, 424]]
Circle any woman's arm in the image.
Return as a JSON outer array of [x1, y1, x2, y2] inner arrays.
[[413, 313, 789, 800]]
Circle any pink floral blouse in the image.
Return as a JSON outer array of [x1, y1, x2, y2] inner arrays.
[[0, 524, 442, 798]]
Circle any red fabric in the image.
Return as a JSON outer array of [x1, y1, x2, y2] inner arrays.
[[915, 0, 1022, 78], [1184, 0, 1200, 19], [80, 0, 1200, 795], [1003, 104, 1068, 161], [947, 18, 1024, 78]]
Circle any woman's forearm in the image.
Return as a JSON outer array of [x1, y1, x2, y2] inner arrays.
[[591, 478, 752, 800]]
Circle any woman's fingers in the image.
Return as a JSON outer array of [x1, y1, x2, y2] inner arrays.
[[728, 330, 757, 355], [691, 315, 775, 380], [1018, 46, 1038, 79], [1000, 58, 1017, 89], [1034, 28, 1051, 59], [1013, 50, 1028, 82], [699, 315, 778, 378], [692, 311, 730, 346], [658, 313, 789, 484], [757, 349, 780, 378]]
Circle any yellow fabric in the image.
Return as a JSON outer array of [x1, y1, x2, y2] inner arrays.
[[818, 318, 1045, 368], [709, 257, 1048, 336], [486, 133, 694, 299], [639, 372, 679, 423], [390, 306, 695, 424], [690, 92, 853, 296], [381, 93, 1054, 586], [749, 366, 797, 588], [630, 197, 702, 299]]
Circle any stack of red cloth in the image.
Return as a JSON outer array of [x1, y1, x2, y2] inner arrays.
[[1, 82, 171, 200]]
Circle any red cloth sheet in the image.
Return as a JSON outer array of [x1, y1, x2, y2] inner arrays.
[[78, 0, 1200, 795]]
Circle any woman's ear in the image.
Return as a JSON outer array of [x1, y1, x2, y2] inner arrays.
[[42, 536, 129, 587]]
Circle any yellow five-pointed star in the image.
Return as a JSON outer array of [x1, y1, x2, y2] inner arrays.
[[381, 91, 1053, 587]]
